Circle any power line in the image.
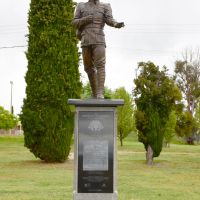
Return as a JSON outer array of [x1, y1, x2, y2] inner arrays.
[[139, 31, 200, 34], [1, 24, 200, 37], [107, 28, 200, 34], [0, 44, 175, 56], [0, 45, 27, 50], [4, 23, 200, 27], [0, 23, 27, 27], [106, 23, 200, 34], [127, 23, 200, 26]]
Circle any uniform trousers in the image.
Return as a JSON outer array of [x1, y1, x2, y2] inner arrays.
[[82, 45, 106, 98]]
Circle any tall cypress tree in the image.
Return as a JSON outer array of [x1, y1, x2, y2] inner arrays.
[[21, 0, 81, 162]]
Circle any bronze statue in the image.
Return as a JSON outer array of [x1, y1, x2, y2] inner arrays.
[[72, 0, 124, 99]]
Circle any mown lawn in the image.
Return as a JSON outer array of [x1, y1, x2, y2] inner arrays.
[[0, 135, 199, 200]]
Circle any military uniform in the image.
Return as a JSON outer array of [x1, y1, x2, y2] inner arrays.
[[72, 0, 124, 98]]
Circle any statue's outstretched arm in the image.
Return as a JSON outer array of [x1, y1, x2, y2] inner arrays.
[[104, 3, 124, 28]]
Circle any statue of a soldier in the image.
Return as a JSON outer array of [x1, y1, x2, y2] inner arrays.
[[72, 0, 124, 99]]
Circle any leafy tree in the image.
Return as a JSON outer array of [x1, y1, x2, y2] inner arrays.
[[163, 111, 177, 147], [113, 87, 135, 146], [174, 48, 200, 115], [0, 106, 18, 130], [194, 101, 200, 142], [195, 101, 200, 130], [176, 111, 198, 144], [104, 86, 114, 99], [134, 62, 182, 165], [81, 82, 92, 99], [174, 48, 200, 143], [21, 0, 81, 162]]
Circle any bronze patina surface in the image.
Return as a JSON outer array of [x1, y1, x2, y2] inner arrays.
[[72, 0, 124, 99]]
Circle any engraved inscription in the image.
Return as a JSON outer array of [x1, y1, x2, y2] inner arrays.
[[83, 140, 108, 171]]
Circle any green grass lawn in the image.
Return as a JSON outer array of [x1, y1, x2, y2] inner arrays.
[[0, 134, 200, 200]]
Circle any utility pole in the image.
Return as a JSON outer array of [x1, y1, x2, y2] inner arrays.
[[10, 81, 14, 114]]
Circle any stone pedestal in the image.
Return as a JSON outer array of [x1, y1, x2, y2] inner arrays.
[[68, 99, 124, 200]]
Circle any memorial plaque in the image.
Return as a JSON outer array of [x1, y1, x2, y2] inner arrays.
[[83, 140, 108, 171], [78, 111, 114, 193]]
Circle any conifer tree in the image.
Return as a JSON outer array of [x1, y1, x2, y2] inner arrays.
[[21, 0, 81, 162], [134, 62, 182, 165]]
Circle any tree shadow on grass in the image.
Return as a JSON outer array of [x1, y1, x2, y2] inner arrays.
[[6, 159, 74, 170], [152, 159, 172, 168]]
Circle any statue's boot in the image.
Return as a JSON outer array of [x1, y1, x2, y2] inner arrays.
[[88, 71, 97, 98], [97, 67, 105, 99]]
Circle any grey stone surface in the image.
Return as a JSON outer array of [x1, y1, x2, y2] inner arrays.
[[72, 106, 119, 200], [68, 99, 124, 107], [73, 191, 118, 200]]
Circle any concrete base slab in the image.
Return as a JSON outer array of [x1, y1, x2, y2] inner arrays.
[[73, 191, 118, 200]]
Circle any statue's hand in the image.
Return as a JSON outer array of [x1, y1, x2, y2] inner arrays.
[[115, 22, 125, 28], [84, 15, 93, 23]]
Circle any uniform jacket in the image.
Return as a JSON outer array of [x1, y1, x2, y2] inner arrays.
[[72, 0, 118, 47]]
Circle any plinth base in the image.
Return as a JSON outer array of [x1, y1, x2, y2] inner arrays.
[[68, 99, 124, 200], [73, 191, 118, 200]]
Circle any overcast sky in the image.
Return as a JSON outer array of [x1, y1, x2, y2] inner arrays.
[[0, 0, 200, 114]]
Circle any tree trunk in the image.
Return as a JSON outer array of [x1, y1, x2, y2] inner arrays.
[[120, 131, 123, 146], [146, 145, 153, 165]]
